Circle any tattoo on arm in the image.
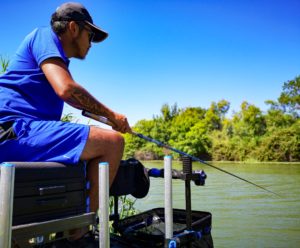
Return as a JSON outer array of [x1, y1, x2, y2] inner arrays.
[[67, 87, 108, 116]]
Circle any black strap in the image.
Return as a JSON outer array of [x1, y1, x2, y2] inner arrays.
[[0, 121, 17, 142]]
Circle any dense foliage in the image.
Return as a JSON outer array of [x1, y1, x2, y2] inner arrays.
[[124, 76, 300, 162]]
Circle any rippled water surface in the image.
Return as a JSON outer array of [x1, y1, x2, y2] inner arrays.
[[133, 161, 300, 248]]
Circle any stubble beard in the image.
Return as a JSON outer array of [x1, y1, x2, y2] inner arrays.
[[71, 37, 87, 60]]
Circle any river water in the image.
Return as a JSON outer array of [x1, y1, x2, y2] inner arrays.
[[133, 161, 300, 248]]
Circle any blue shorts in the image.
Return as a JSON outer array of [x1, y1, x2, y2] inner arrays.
[[0, 118, 90, 164]]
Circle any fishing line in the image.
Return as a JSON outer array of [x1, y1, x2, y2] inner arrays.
[[82, 110, 280, 197]]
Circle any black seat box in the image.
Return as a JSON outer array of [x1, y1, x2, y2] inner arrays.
[[11, 162, 87, 226]]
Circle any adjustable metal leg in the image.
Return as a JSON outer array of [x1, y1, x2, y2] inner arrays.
[[0, 163, 15, 248], [98, 162, 110, 248], [164, 155, 173, 240]]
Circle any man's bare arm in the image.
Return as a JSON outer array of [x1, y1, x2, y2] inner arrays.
[[41, 58, 131, 133]]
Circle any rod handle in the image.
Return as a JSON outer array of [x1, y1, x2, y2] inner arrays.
[[82, 110, 138, 136], [82, 110, 114, 126]]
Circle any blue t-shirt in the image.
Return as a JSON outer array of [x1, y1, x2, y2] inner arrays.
[[0, 27, 70, 122]]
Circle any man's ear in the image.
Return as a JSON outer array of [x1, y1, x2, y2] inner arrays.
[[68, 21, 80, 38]]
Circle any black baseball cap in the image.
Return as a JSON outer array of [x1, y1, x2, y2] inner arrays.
[[51, 2, 108, 43]]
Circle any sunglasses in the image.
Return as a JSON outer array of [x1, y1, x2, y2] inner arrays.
[[84, 26, 95, 43], [77, 22, 95, 43]]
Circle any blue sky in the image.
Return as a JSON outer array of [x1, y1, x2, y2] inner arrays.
[[1, 0, 299, 125]]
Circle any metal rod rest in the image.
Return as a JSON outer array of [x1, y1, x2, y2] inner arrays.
[[183, 156, 192, 231]]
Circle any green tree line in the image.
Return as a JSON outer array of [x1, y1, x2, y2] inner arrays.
[[124, 76, 300, 162]]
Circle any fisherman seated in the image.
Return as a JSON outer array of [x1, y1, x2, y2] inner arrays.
[[0, 2, 132, 244]]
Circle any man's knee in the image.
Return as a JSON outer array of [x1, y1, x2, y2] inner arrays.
[[81, 127, 125, 160], [111, 132, 125, 151]]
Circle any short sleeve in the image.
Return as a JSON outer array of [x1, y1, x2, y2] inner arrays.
[[30, 27, 69, 66]]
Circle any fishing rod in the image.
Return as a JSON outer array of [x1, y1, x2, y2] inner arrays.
[[82, 110, 280, 197]]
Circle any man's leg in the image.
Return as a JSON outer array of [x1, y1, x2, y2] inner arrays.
[[80, 126, 125, 212], [69, 126, 124, 240]]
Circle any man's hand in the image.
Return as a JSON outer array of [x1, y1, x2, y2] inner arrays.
[[111, 113, 132, 134]]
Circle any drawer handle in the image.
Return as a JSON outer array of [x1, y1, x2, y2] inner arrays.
[[39, 185, 66, 195]]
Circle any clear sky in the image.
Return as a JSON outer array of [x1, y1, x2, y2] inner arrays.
[[1, 0, 299, 125]]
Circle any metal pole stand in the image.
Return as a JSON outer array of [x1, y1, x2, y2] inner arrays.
[[182, 156, 193, 231], [0, 163, 15, 248], [183, 156, 193, 248], [98, 162, 110, 248]]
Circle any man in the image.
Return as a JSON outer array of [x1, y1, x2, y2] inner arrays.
[[0, 1, 131, 238]]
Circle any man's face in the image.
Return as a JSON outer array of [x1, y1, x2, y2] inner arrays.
[[72, 23, 94, 59]]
